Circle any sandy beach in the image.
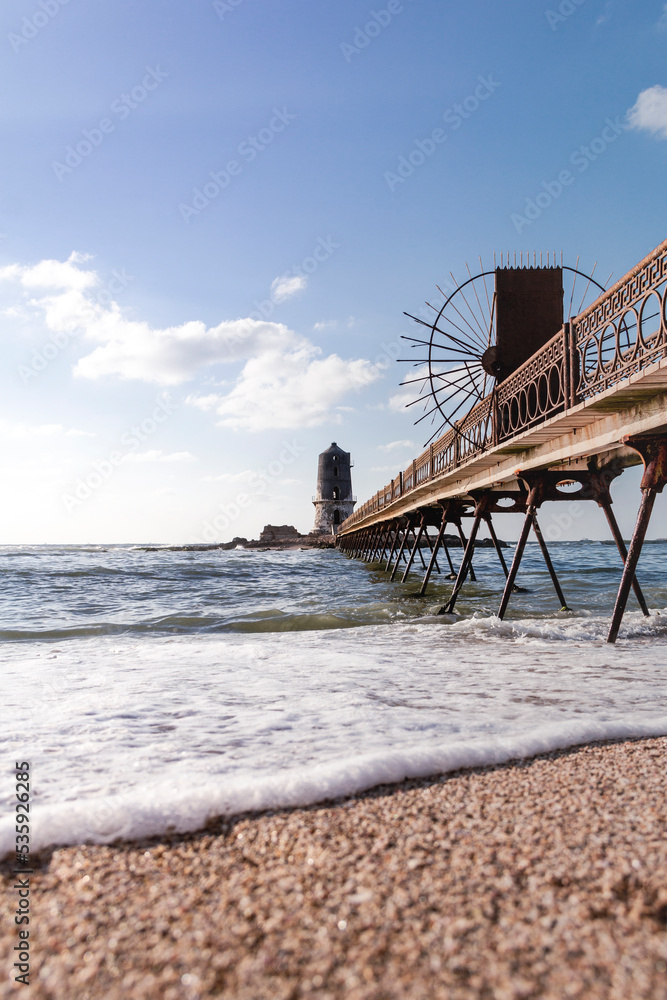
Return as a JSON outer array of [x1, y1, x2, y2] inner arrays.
[[2, 737, 666, 1000]]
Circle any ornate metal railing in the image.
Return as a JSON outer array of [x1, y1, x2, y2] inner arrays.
[[343, 239, 667, 532], [573, 242, 667, 401], [496, 328, 567, 442]]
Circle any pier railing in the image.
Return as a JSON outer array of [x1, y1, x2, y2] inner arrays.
[[343, 238, 667, 532]]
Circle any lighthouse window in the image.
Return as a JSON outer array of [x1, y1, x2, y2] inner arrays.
[[333, 455, 338, 461], [333, 509, 341, 525], [332, 487, 340, 500], [333, 466, 339, 476]]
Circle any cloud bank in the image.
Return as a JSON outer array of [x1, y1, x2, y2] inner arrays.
[[628, 85, 667, 139], [1, 253, 383, 431]]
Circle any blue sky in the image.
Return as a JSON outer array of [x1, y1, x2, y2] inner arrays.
[[1, 0, 666, 543]]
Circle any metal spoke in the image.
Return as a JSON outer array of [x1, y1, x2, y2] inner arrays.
[[567, 254, 580, 319], [450, 271, 490, 348], [576, 261, 597, 316]]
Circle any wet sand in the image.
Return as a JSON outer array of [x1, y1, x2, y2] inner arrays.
[[2, 737, 666, 999]]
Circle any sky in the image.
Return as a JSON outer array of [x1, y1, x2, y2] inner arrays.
[[1, 0, 667, 544]]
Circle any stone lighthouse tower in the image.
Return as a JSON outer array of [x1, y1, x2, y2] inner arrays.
[[312, 442, 356, 535]]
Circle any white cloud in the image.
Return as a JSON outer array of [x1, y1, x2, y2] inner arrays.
[[202, 470, 258, 484], [388, 364, 431, 413], [270, 274, 307, 302], [122, 450, 195, 463], [0, 251, 96, 292], [313, 320, 337, 331], [388, 389, 417, 413], [1, 252, 384, 430], [660, 3, 667, 27], [188, 346, 383, 431], [628, 85, 667, 139], [0, 253, 300, 384], [0, 420, 92, 440], [378, 439, 416, 452]]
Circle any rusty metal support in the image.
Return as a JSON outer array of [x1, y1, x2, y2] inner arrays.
[[414, 522, 429, 572], [372, 524, 386, 562], [498, 506, 534, 620], [531, 513, 570, 611], [383, 521, 400, 571], [401, 520, 425, 582], [441, 536, 457, 579], [455, 520, 477, 582], [607, 435, 667, 643], [362, 528, 373, 559], [390, 521, 413, 582], [599, 501, 650, 617], [419, 508, 447, 596], [362, 527, 374, 561], [484, 513, 510, 578], [421, 525, 441, 576], [439, 506, 485, 614], [369, 523, 387, 563]]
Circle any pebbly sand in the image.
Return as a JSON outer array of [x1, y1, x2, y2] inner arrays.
[[2, 737, 666, 1000]]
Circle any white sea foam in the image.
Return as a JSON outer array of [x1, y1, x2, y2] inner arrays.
[[2, 608, 667, 857], [2, 715, 667, 857]]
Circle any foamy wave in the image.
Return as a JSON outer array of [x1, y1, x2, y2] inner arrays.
[[433, 608, 667, 643], [3, 716, 667, 858]]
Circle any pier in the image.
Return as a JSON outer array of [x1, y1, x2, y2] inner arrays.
[[337, 239, 667, 642]]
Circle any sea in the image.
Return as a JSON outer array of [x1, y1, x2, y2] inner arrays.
[[2, 540, 667, 858]]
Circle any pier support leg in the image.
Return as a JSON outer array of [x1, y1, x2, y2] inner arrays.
[[439, 506, 484, 614], [600, 502, 650, 617], [485, 513, 509, 578], [498, 507, 534, 620], [419, 509, 447, 596], [390, 521, 412, 582], [401, 521, 425, 582], [414, 523, 429, 572], [421, 525, 441, 576], [532, 513, 570, 611], [369, 524, 388, 563], [441, 538, 457, 579], [384, 521, 400, 572], [455, 521, 477, 582], [607, 435, 667, 643], [607, 491, 656, 643]]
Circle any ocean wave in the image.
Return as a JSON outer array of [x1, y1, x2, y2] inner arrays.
[[3, 716, 667, 858]]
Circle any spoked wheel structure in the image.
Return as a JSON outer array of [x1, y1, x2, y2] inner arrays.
[[399, 254, 608, 447]]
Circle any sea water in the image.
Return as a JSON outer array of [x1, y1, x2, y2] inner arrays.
[[1, 541, 666, 856]]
